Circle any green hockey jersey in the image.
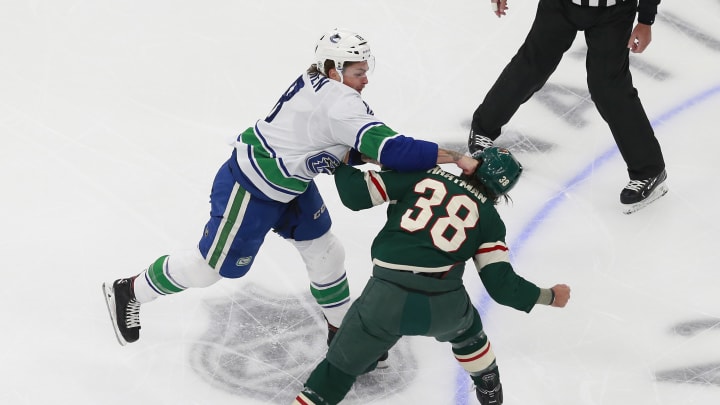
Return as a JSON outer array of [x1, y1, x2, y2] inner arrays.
[[333, 164, 542, 312]]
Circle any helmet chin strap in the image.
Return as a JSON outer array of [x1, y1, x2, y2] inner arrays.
[[336, 62, 344, 83]]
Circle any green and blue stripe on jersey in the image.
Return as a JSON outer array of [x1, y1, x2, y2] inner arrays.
[[239, 120, 438, 202]]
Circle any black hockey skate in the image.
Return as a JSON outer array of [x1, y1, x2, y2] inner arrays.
[[468, 129, 494, 154], [620, 169, 668, 214], [475, 364, 503, 405], [102, 277, 141, 345], [376, 350, 389, 369]]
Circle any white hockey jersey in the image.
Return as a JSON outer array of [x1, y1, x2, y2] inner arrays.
[[235, 70, 435, 202]]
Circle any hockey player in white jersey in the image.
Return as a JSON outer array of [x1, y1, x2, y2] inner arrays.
[[102, 28, 479, 354]]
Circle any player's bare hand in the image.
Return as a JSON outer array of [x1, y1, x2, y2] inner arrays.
[[550, 284, 571, 307], [458, 155, 479, 175], [361, 154, 380, 165]]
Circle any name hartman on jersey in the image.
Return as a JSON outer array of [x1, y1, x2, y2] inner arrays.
[[427, 166, 487, 203]]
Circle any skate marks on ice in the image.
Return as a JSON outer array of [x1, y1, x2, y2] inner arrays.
[[567, 48, 672, 81], [656, 11, 720, 52], [188, 283, 417, 404], [670, 318, 720, 337], [444, 125, 556, 155], [655, 318, 720, 387]]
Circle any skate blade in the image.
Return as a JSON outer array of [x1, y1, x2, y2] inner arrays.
[[102, 282, 128, 346], [622, 183, 669, 215], [375, 360, 389, 369]]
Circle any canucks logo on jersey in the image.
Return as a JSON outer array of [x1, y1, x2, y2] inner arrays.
[[306, 151, 341, 174]]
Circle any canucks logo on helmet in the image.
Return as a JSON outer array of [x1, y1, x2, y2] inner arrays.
[[315, 28, 374, 75]]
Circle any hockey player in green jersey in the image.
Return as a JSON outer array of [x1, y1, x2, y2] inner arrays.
[[294, 147, 571, 405]]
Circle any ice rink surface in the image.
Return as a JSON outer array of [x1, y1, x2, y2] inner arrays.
[[1, 1, 719, 404]]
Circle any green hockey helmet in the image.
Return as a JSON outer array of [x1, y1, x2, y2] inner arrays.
[[471, 147, 523, 196]]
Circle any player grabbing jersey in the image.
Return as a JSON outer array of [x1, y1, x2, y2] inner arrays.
[[102, 27, 477, 362], [294, 147, 571, 405]]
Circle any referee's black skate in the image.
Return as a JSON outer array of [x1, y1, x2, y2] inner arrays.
[[620, 169, 668, 214], [474, 363, 503, 405], [102, 277, 141, 345], [468, 129, 494, 154]]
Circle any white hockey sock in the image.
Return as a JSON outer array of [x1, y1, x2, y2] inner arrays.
[[291, 231, 351, 327], [132, 249, 222, 304]]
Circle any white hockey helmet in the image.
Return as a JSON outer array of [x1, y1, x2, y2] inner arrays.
[[315, 28, 374, 75]]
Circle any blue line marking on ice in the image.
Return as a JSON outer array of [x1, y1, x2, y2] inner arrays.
[[454, 84, 720, 405]]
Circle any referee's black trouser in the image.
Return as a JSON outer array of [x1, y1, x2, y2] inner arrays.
[[471, 0, 664, 180]]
